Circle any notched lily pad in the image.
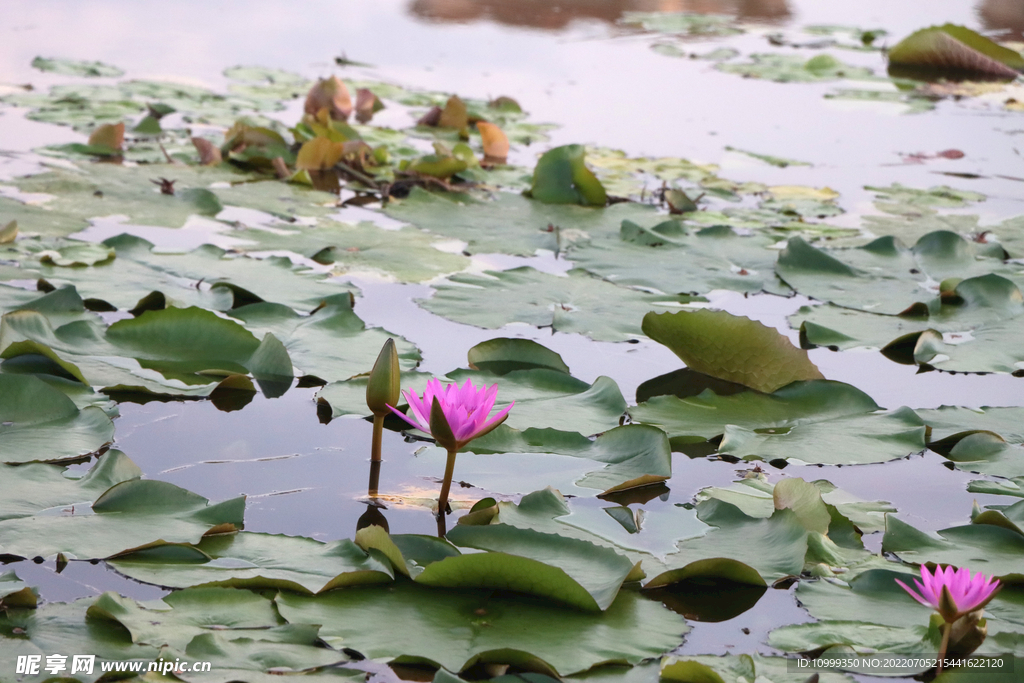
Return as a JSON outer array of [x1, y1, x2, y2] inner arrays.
[[888, 24, 1024, 80]]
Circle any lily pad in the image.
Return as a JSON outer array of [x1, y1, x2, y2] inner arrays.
[[0, 478, 244, 560], [528, 145, 607, 207], [86, 587, 282, 650], [641, 309, 823, 392], [239, 218, 469, 283], [9, 164, 227, 234], [628, 380, 927, 464], [275, 582, 688, 675], [716, 53, 875, 83], [384, 188, 659, 257], [0, 599, 160, 682], [794, 274, 1024, 374], [229, 299, 420, 383], [0, 571, 37, 610], [31, 56, 124, 78], [109, 531, 394, 593], [0, 449, 140, 521], [569, 222, 788, 297], [888, 24, 1024, 80], [469, 424, 671, 494], [882, 515, 1024, 581], [620, 12, 742, 38], [423, 267, 699, 342], [776, 231, 1016, 314], [420, 524, 636, 611], [0, 374, 114, 464]]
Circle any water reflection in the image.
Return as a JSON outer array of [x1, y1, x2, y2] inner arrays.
[[407, 0, 789, 30], [979, 0, 1024, 39]]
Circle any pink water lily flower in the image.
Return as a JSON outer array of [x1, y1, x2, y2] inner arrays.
[[896, 565, 1001, 623], [390, 378, 513, 452], [389, 378, 513, 528]]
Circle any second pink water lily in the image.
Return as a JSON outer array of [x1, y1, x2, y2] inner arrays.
[[390, 377, 513, 451], [896, 564, 1001, 623]]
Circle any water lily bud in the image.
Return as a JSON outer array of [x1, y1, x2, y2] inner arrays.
[[366, 339, 400, 418], [304, 76, 353, 121]]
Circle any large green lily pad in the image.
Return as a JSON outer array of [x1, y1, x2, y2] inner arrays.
[[420, 524, 636, 611], [237, 218, 470, 283], [882, 515, 1024, 581], [777, 231, 1016, 314], [385, 188, 659, 257], [642, 309, 823, 392], [86, 587, 282, 650], [0, 449, 140, 520], [422, 267, 699, 342], [109, 531, 395, 594], [0, 599, 161, 683], [0, 478, 243, 560], [628, 380, 926, 464], [0, 374, 114, 463], [275, 582, 688, 675], [795, 274, 1024, 374], [230, 298, 420, 383], [716, 53, 875, 83], [468, 424, 671, 494], [569, 221, 787, 297]]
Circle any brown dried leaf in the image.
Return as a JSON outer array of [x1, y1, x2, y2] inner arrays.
[[0, 220, 17, 244], [438, 95, 468, 129], [296, 137, 345, 171], [417, 106, 442, 127], [191, 137, 222, 165], [355, 88, 384, 124], [476, 121, 509, 163], [88, 122, 124, 151], [304, 76, 353, 121]]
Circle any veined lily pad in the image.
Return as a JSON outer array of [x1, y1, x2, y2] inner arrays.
[[423, 267, 699, 343], [86, 587, 283, 650], [420, 524, 636, 611], [628, 380, 926, 465], [384, 188, 659, 257], [31, 56, 124, 78], [0, 449, 140, 520], [716, 53, 875, 83], [0, 478, 243, 560], [0, 374, 114, 464], [229, 299, 420, 383], [568, 222, 788, 297], [109, 531, 394, 593], [641, 309, 823, 392], [0, 599, 160, 682], [776, 231, 1016, 314], [882, 515, 1024, 581], [275, 582, 688, 675], [888, 24, 1024, 80]]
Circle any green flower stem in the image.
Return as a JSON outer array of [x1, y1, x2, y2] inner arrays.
[[370, 414, 385, 463], [937, 621, 952, 674], [436, 448, 458, 526]]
